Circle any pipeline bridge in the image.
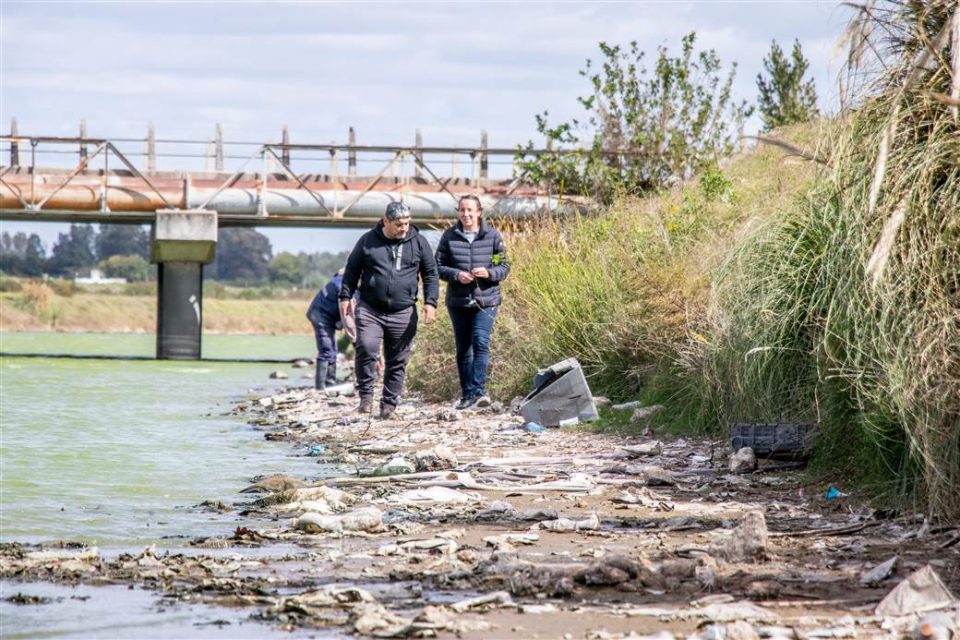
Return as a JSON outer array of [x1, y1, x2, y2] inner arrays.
[[0, 122, 586, 360]]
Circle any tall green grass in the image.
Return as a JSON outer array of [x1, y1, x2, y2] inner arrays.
[[702, 1, 960, 519], [409, 131, 819, 405]]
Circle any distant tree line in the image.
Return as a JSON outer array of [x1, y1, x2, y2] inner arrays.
[[0, 223, 347, 288]]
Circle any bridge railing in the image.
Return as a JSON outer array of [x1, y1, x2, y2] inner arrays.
[[0, 121, 602, 225]]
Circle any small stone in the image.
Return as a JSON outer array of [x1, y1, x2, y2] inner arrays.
[[630, 404, 664, 423], [436, 407, 459, 422], [593, 396, 612, 409], [269, 370, 288, 380], [729, 447, 757, 473], [291, 359, 310, 368], [414, 445, 458, 472]]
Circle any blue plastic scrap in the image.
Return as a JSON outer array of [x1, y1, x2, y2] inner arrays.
[[308, 444, 325, 456], [522, 422, 546, 433], [825, 486, 849, 500]]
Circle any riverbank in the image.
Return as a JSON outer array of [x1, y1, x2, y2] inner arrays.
[[0, 290, 312, 335], [4, 384, 957, 639]]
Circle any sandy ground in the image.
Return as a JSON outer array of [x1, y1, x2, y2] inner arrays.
[[3, 385, 958, 639]]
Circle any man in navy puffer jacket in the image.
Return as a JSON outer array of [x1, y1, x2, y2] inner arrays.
[[435, 195, 510, 409]]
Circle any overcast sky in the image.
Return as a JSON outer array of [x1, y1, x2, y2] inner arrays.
[[1, 0, 850, 255]]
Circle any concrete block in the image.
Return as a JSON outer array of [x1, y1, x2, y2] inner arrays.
[[152, 209, 217, 264]]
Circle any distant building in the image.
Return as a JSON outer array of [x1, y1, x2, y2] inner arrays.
[[74, 269, 127, 285]]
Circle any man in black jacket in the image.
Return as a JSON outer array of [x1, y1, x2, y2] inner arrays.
[[339, 202, 439, 419], [435, 195, 510, 409]]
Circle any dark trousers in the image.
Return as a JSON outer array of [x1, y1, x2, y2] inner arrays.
[[448, 305, 498, 399], [354, 300, 418, 408], [312, 312, 338, 366]]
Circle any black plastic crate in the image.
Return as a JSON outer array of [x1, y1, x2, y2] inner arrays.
[[730, 422, 817, 459]]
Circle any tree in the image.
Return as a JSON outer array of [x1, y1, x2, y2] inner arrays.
[[96, 224, 150, 261], [517, 33, 752, 204], [98, 254, 151, 282], [0, 232, 46, 276], [210, 228, 272, 283], [269, 251, 305, 286], [47, 224, 97, 277], [756, 39, 818, 131]]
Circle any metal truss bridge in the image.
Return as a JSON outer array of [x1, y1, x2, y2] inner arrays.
[[0, 123, 584, 229]]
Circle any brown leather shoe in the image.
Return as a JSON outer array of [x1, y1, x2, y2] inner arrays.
[[379, 403, 397, 420], [357, 396, 373, 414]]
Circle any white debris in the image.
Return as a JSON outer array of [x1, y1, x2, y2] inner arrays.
[[621, 441, 664, 457], [536, 512, 601, 532], [876, 565, 956, 617], [294, 506, 384, 533], [729, 447, 757, 473], [860, 556, 898, 587], [389, 486, 484, 505]]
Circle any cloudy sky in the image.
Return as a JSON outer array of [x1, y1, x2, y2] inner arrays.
[[1, 0, 850, 254]]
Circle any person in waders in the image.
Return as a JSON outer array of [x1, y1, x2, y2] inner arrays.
[[306, 270, 345, 390]]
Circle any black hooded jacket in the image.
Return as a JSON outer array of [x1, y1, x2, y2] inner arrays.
[[435, 219, 510, 308], [339, 221, 439, 313]]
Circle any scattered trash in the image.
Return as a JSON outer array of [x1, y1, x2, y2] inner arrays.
[[912, 610, 957, 640], [372, 456, 415, 476], [450, 590, 514, 613], [825, 486, 849, 500], [593, 396, 612, 409], [631, 405, 665, 423], [860, 556, 898, 587], [413, 445, 458, 472], [522, 422, 546, 433], [295, 506, 384, 533], [483, 533, 540, 547], [520, 358, 599, 427], [323, 382, 355, 396], [729, 447, 758, 473], [307, 444, 325, 456], [730, 422, 817, 459], [621, 441, 664, 457], [389, 486, 483, 505], [536, 512, 600, 532], [875, 565, 956, 617]]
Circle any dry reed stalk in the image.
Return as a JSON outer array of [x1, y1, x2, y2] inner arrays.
[[865, 200, 906, 287], [951, 7, 959, 120], [866, 16, 952, 215]]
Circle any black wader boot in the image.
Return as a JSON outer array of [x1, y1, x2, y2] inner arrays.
[[325, 361, 338, 387], [315, 362, 328, 390]]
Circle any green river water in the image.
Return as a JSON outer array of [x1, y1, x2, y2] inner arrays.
[[0, 332, 338, 638]]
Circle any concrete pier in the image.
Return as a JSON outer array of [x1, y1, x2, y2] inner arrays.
[[151, 209, 217, 360]]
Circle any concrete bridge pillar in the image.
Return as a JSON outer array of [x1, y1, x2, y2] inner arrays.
[[151, 210, 217, 360]]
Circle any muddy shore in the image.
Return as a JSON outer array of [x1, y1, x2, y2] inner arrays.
[[3, 385, 958, 639]]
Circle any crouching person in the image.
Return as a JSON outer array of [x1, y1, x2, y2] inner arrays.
[[339, 202, 439, 419], [306, 270, 344, 390]]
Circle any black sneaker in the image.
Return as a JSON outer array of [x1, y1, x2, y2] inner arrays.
[[357, 396, 373, 414], [455, 396, 476, 410]]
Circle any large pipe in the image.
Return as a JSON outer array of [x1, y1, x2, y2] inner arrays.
[[0, 171, 584, 218]]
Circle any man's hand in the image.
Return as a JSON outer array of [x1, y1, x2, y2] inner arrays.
[[457, 271, 475, 284], [423, 304, 437, 325], [471, 267, 489, 279]]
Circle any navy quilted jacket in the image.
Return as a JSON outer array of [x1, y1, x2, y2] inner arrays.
[[435, 219, 510, 308]]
